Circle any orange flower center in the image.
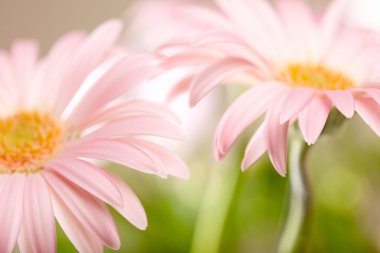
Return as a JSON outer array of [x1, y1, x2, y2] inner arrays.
[[0, 112, 63, 174], [280, 64, 354, 90]]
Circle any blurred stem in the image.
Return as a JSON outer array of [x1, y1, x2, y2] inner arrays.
[[277, 132, 312, 253], [190, 153, 240, 253]]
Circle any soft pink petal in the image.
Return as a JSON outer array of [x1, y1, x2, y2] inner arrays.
[[265, 102, 289, 176], [355, 97, 380, 136], [365, 88, 380, 105], [49, 186, 103, 253], [319, 0, 347, 55], [54, 19, 123, 116], [325, 90, 355, 118], [46, 158, 123, 207], [276, 0, 316, 59], [166, 75, 194, 102], [45, 172, 120, 249], [280, 88, 315, 124], [298, 96, 331, 145], [102, 171, 148, 230], [22, 174, 56, 253], [215, 0, 282, 59], [71, 99, 181, 133], [241, 123, 267, 171], [62, 139, 167, 177], [0, 174, 25, 253], [17, 225, 32, 253], [214, 82, 287, 159], [190, 57, 259, 106], [83, 115, 184, 141], [125, 138, 190, 180], [161, 50, 217, 70], [68, 53, 158, 123], [41, 31, 85, 108], [10, 40, 38, 107]]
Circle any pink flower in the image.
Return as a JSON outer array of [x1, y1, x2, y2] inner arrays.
[[133, 0, 380, 176], [0, 20, 188, 253]]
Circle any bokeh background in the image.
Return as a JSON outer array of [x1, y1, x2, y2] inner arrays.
[[2, 0, 380, 252]]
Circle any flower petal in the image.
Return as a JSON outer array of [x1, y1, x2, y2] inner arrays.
[[22, 174, 56, 253], [325, 90, 355, 118], [54, 19, 123, 115], [125, 138, 190, 180], [0, 174, 25, 253], [280, 88, 315, 124], [67, 53, 158, 123], [83, 115, 184, 141], [190, 57, 258, 106], [102, 171, 148, 230], [48, 185, 103, 253], [47, 158, 123, 207], [265, 102, 289, 176], [214, 82, 287, 159], [298, 96, 331, 145], [241, 123, 267, 171], [355, 97, 380, 137], [62, 139, 167, 177], [45, 172, 120, 249]]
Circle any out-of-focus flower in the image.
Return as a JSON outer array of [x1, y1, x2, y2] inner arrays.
[[131, 0, 380, 176], [0, 20, 188, 253]]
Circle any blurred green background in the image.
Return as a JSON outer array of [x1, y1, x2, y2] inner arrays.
[[2, 0, 380, 252]]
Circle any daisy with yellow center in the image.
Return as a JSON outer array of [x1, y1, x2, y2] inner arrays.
[[134, 0, 380, 176], [0, 20, 188, 253]]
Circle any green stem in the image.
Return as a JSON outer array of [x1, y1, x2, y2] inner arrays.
[[190, 153, 240, 253], [277, 133, 312, 253]]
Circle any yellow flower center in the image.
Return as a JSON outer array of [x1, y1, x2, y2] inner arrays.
[[0, 112, 63, 174], [280, 64, 354, 90]]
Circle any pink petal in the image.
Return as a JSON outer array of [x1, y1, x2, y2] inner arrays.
[[102, 171, 148, 230], [10, 40, 38, 106], [280, 88, 315, 124], [45, 172, 120, 249], [22, 174, 56, 253], [125, 138, 190, 180], [166, 75, 194, 102], [365, 88, 380, 105], [62, 139, 167, 177], [41, 31, 85, 108], [241, 123, 267, 171], [0, 174, 26, 253], [46, 158, 123, 207], [161, 50, 216, 70], [17, 225, 32, 253], [72, 99, 181, 133], [355, 97, 380, 136], [83, 115, 184, 141], [319, 0, 347, 55], [298, 96, 331, 145], [265, 102, 289, 176], [214, 82, 287, 159], [54, 19, 123, 116], [68, 53, 158, 123], [325, 90, 355, 118], [276, 0, 316, 59], [49, 186, 103, 253], [190, 57, 258, 106], [215, 0, 282, 59]]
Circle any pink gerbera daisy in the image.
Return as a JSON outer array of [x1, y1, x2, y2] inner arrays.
[[0, 20, 188, 253], [133, 0, 380, 176]]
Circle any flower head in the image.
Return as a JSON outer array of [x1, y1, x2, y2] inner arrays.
[[134, 0, 380, 176], [0, 20, 188, 253]]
